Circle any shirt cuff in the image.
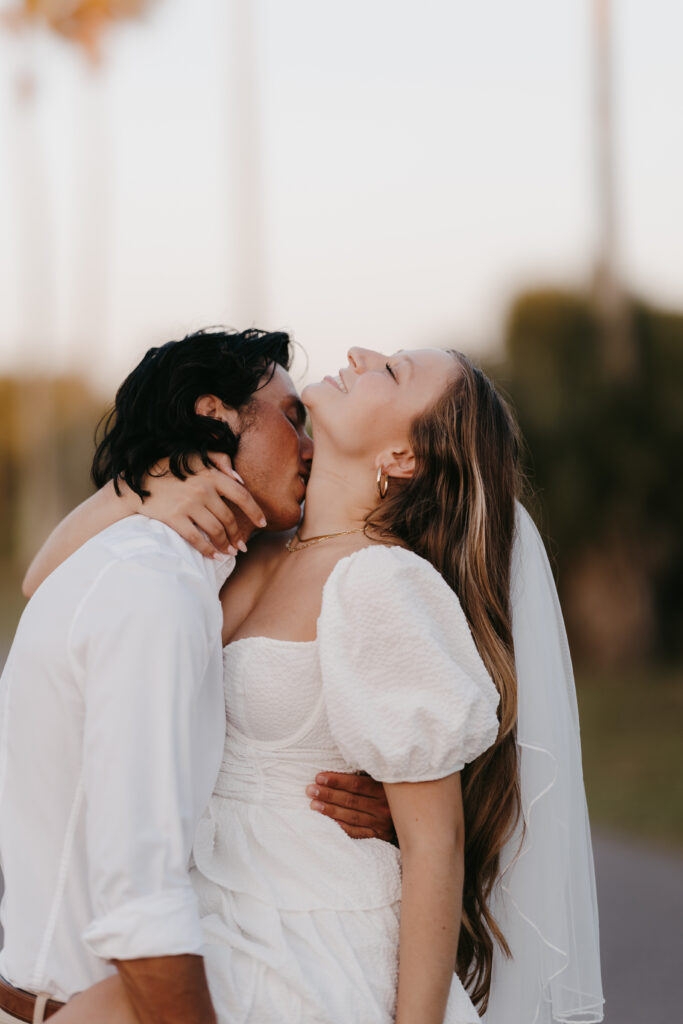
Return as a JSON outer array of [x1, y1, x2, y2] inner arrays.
[[83, 888, 204, 961]]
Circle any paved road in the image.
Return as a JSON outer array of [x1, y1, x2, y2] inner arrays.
[[0, 827, 681, 1018], [592, 829, 683, 1023]]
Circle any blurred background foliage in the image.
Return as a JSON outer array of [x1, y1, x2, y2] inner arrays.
[[489, 289, 683, 668], [484, 288, 683, 851], [0, 375, 105, 635]]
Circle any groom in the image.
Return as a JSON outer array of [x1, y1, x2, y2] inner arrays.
[[0, 329, 393, 1024]]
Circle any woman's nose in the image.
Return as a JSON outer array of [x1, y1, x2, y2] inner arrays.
[[347, 347, 384, 372]]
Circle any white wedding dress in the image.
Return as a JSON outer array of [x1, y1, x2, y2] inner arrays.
[[190, 545, 501, 1024]]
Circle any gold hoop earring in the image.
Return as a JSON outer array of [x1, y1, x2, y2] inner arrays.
[[376, 465, 389, 499]]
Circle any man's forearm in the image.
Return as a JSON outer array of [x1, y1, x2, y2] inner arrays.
[[115, 955, 216, 1024]]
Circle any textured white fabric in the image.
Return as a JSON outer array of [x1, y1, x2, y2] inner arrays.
[[0, 517, 233, 1002], [319, 546, 501, 782], [192, 545, 500, 1024], [482, 504, 604, 1024]]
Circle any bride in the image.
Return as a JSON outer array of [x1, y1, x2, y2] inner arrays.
[[34, 345, 602, 1023]]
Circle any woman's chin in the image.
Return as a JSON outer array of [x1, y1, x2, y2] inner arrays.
[[300, 380, 328, 408]]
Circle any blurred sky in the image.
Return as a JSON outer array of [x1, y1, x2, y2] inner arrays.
[[0, 0, 681, 391]]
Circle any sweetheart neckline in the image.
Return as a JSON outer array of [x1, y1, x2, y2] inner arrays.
[[223, 634, 318, 653]]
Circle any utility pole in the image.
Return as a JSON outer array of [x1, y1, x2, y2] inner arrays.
[[227, 0, 266, 327], [74, 64, 110, 384], [592, 0, 636, 380]]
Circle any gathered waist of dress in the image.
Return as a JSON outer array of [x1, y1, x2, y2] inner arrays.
[[213, 738, 348, 807], [193, 732, 403, 913]]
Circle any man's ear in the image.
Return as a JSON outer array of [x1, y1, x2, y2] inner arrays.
[[375, 447, 415, 482], [195, 394, 240, 432]]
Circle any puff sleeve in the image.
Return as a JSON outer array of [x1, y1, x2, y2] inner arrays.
[[317, 545, 500, 783]]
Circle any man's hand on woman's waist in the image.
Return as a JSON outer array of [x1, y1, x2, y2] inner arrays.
[[306, 771, 397, 843]]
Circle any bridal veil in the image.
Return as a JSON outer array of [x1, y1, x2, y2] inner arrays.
[[481, 503, 605, 1023]]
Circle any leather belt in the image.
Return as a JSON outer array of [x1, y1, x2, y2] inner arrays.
[[0, 976, 64, 1022]]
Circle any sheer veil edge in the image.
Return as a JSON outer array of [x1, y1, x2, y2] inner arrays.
[[481, 503, 605, 1024]]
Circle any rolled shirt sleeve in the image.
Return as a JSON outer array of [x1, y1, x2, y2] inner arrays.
[[69, 556, 225, 961]]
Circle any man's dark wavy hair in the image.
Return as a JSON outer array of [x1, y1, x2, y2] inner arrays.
[[92, 327, 292, 500]]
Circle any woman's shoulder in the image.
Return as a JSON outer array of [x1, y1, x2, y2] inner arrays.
[[317, 542, 500, 782], [319, 543, 466, 638], [323, 542, 450, 597]]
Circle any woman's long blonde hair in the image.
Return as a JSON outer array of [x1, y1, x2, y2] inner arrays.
[[366, 351, 522, 1012]]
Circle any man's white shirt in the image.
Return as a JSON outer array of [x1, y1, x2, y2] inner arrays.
[[0, 516, 233, 1001]]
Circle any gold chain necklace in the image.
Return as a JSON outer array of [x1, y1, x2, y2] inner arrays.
[[286, 527, 365, 552]]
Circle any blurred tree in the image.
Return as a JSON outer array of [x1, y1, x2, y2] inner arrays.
[[0, 0, 155, 565], [492, 289, 683, 667], [0, 376, 105, 566], [4, 1, 155, 62]]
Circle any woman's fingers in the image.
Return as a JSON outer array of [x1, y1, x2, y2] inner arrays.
[[166, 481, 251, 553], [139, 471, 266, 555], [208, 472, 266, 529], [207, 451, 239, 479], [202, 492, 247, 550], [143, 456, 266, 533], [189, 509, 238, 556], [174, 521, 224, 560]]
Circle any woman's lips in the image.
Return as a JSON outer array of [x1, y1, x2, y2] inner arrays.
[[324, 374, 348, 393]]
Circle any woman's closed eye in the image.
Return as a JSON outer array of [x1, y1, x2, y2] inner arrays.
[[385, 362, 398, 383]]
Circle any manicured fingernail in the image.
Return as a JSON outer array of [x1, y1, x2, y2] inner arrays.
[[311, 800, 324, 812], [316, 774, 328, 786], [227, 545, 237, 556], [258, 517, 267, 528], [306, 785, 319, 798], [237, 540, 248, 553], [231, 470, 245, 484]]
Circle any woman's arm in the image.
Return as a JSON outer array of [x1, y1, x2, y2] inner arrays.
[[22, 457, 266, 598], [385, 773, 465, 1024], [22, 481, 138, 597]]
